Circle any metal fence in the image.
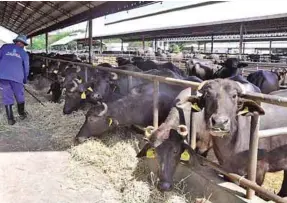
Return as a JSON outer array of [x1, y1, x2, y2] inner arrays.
[[35, 55, 287, 203]]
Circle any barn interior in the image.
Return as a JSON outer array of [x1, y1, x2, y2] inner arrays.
[[0, 1, 287, 203]]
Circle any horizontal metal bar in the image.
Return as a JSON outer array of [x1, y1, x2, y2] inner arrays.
[[198, 156, 286, 203], [35, 55, 287, 108], [259, 127, 287, 138]]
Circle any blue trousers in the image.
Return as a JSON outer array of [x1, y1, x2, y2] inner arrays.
[[0, 79, 25, 105]]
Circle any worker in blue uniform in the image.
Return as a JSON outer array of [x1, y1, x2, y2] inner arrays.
[[0, 35, 30, 125]]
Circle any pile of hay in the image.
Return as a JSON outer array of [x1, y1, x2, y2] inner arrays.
[[70, 129, 192, 203]]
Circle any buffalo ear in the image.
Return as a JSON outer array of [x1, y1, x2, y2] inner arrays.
[[136, 143, 152, 158], [237, 99, 265, 116]]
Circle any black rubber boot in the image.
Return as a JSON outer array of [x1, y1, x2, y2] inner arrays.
[[5, 105, 16, 125], [17, 102, 27, 120]]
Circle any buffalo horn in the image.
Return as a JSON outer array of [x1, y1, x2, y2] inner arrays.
[[144, 126, 155, 139], [177, 125, 188, 137], [110, 72, 118, 80], [98, 102, 108, 116], [76, 66, 81, 73], [70, 80, 78, 92]]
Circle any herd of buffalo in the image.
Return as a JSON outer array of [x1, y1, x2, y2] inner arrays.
[[28, 52, 287, 197]]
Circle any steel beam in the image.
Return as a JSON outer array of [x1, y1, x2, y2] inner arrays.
[[88, 19, 93, 63]]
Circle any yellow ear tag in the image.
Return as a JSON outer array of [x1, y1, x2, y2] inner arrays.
[[180, 150, 190, 161], [53, 70, 58, 74], [78, 79, 82, 84], [108, 118, 113, 127], [81, 92, 86, 100], [146, 148, 155, 159], [87, 87, 93, 92], [237, 107, 249, 116], [191, 103, 201, 111]]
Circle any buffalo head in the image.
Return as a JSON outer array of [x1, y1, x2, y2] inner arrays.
[[137, 124, 197, 191], [74, 102, 119, 144], [177, 79, 265, 137]]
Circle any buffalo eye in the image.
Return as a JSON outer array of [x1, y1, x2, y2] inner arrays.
[[232, 94, 237, 99]]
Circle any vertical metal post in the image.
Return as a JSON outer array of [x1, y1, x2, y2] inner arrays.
[[142, 37, 145, 51], [153, 80, 159, 129], [121, 39, 124, 52], [127, 76, 133, 93], [45, 33, 48, 54], [204, 42, 206, 53], [211, 35, 214, 54], [197, 42, 200, 52], [154, 38, 157, 51], [30, 37, 33, 53], [100, 39, 103, 54], [190, 112, 197, 149], [243, 42, 246, 55], [88, 19, 93, 64], [239, 23, 244, 59], [269, 40, 272, 61], [246, 112, 260, 199]]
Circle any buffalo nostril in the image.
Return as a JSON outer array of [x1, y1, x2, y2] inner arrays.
[[157, 181, 173, 191]]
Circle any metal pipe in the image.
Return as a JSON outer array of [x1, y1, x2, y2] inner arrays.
[[121, 39, 124, 52], [88, 19, 93, 64], [211, 35, 214, 54], [30, 37, 33, 52], [154, 38, 157, 51], [190, 112, 197, 149], [153, 80, 159, 129], [239, 23, 243, 59], [142, 37, 145, 51], [45, 33, 48, 54], [127, 75, 133, 93], [269, 40, 272, 60], [198, 156, 287, 203], [259, 127, 287, 138], [34, 56, 287, 107], [100, 39, 103, 54], [203, 42, 206, 53], [247, 112, 260, 199]]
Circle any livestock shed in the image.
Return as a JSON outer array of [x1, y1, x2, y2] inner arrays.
[[1, 1, 287, 203]]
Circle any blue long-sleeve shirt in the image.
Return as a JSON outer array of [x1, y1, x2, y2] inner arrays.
[[0, 43, 29, 84]]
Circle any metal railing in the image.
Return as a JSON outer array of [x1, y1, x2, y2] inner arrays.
[[34, 55, 287, 203]]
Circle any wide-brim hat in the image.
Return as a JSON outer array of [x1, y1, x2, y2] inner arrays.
[[13, 35, 28, 46]]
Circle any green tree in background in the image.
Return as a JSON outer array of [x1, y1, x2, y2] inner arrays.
[[27, 30, 84, 50]]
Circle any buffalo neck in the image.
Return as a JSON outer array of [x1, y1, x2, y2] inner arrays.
[[212, 116, 251, 165]]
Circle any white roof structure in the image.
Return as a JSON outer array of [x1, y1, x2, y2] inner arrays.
[[51, 32, 86, 47]]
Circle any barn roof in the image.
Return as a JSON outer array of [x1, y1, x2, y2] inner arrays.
[[0, 1, 155, 38]]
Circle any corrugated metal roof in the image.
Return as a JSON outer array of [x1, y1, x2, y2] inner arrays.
[[0, 1, 156, 37]]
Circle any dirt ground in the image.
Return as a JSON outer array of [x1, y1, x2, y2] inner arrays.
[[0, 80, 284, 203]]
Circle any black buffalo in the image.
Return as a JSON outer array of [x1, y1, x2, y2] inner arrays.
[[247, 69, 286, 94], [180, 79, 287, 197]]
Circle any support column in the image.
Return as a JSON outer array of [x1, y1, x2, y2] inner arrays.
[[204, 42, 206, 53], [269, 40, 272, 60], [121, 39, 124, 52], [243, 42, 246, 55], [197, 42, 200, 52], [211, 35, 214, 54], [155, 38, 157, 51], [142, 37, 145, 51], [45, 33, 48, 54], [239, 23, 244, 59], [100, 39, 103, 54], [88, 19, 93, 64], [30, 37, 33, 52]]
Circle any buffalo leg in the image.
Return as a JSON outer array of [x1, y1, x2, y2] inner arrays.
[[278, 170, 287, 197]]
